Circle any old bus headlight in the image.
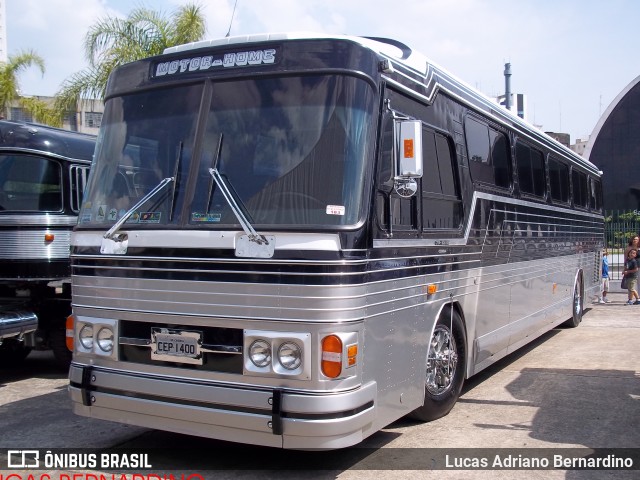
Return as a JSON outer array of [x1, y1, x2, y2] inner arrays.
[[278, 342, 302, 370], [249, 339, 271, 367], [244, 331, 311, 379], [78, 324, 94, 350], [96, 327, 114, 352]]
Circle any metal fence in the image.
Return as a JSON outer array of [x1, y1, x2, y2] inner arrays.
[[604, 210, 640, 280]]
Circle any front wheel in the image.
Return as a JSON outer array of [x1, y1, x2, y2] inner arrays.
[[409, 307, 466, 422]]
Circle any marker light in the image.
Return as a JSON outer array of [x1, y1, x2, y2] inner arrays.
[[44, 233, 55, 242], [65, 315, 74, 351], [403, 139, 414, 159], [347, 343, 358, 367], [321, 335, 343, 378], [427, 284, 438, 295]]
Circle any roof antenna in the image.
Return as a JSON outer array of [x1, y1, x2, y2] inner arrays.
[[226, 0, 239, 37]]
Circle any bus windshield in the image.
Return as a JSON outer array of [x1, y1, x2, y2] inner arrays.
[[79, 74, 375, 229]]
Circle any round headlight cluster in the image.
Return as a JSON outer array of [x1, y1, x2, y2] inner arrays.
[[78, 324, 93, 349], [249, 339, 303, 371], [278, 342, 302, 370], [249, 339, 271, 367], [97, 327, 114, 352], [77, 324, 115, 353]]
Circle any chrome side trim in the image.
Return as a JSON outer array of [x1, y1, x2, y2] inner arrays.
[[0, 229, 72, 259], [0, 214, 78, 226]]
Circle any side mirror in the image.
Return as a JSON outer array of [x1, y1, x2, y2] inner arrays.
[[394, 119, 422, 197]]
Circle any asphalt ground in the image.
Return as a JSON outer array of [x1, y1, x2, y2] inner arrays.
[[0, 288, 638, 479]]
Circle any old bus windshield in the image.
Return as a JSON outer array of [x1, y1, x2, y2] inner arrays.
[[79, 75, 374, 229]]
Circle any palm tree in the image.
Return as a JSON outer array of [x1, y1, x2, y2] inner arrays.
[[0, 50, 61, 125], [55, 3, 206, 112]]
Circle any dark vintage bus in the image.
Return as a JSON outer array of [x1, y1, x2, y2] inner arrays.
[[0, 120, 95, 366], [68, 33, 604, 449]]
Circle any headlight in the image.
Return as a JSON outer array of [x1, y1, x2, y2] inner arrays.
[[278, 342, 302, 370], [78, 324, 93, 349], [96, 327, 114, 352], [249, 339, 271, 367]]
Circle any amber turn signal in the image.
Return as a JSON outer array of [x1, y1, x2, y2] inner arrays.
[[321, 335, 343, 378]]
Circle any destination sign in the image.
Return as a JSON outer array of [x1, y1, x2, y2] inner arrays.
[[153, 48, 277, 78]]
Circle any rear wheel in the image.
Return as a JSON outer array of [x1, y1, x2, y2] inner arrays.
[[409, 307, 466, 422], [563, 272, 584, 328]]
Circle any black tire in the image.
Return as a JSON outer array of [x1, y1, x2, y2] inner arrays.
[[0, 338, 32, 364], [563, 272, 584, 328], [409, 306, 466, 422], [50, 328, 72, 370]]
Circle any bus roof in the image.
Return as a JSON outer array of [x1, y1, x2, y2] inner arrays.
[[0, 120, 96, 163]]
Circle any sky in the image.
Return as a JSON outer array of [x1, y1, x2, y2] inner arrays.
[[5, 0, 640, 142]]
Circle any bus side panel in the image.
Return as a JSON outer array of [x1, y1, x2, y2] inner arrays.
[[360, 276, 433, 430]]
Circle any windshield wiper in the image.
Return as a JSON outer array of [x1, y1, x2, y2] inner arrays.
[[208, 134, 269, 246], [103, 176, 174, 240], [168, 141, 183, 221]]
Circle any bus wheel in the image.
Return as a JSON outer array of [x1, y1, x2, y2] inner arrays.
[[0, 338, 32, 364], [564, 272, 584, 328], [409, 307, 466, 422], [50, 328, 72, 370]]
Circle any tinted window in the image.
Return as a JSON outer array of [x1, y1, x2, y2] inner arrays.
[[0, 155, 62, 212], [465, 116, 511, 189], [516, 141, 546, 197], [422, 129, 462, 230], [490, 129, 511, 188], [549, 157, 570, 203], [465, 117, 492, 184], [572, 169, 589, 208], [79, 75, 375, 229], [590, 178, 603, 211]]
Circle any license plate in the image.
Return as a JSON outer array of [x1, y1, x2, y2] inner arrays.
[[151, 328, 203, 365]]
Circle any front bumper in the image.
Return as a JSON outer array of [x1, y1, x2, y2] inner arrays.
[[0, 307, 38, 340], [68, 363, 376, 449]]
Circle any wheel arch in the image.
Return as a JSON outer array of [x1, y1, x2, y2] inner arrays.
[[431, 300, 469, 379]]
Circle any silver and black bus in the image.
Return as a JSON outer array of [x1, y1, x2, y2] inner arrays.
[[0, 120, 94, 366], [68, 33, 604, 449]]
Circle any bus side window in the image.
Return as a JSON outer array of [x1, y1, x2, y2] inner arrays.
[[422, 129, 463, 230], [590, 177, 602, 212], [571, 169, 589, 209], [516, 141, 546, 198], [465, 116, 511, 190], [549, 156, 570, 203]]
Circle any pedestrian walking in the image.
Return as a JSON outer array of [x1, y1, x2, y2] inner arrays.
[[624, 234, 640, 260], [599, 250, 610, 303], [622, 248, 640, 305]]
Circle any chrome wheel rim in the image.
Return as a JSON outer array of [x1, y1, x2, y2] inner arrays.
[[574, 282, 582, 317], [426, 324, 458, 395]]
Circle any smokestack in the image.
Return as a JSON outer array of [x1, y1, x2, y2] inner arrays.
[[504, 62, 512, 110]]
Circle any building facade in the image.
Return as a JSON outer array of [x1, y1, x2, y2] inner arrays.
[[585, 75, 640, 212], [8, 96, 103, 136]]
